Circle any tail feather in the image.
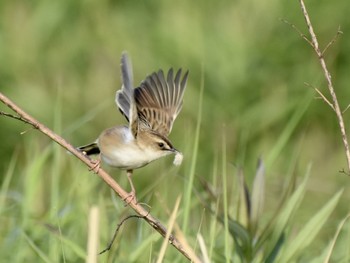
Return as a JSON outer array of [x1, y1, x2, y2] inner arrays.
[[78, 142, 100, 156]]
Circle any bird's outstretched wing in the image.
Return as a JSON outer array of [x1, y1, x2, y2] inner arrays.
[[115, 52, 138, 137], [134, 69, 189, 136]]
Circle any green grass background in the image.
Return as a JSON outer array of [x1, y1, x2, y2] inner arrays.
[[1, 0, 350, 262]]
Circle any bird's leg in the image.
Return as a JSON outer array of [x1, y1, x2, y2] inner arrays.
[[124, 169, 137, 204], [89, 154, 101, 173]]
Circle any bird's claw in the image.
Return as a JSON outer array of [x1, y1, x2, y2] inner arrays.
[[89, 159, 101, 173], [123, 191, 137, 205]]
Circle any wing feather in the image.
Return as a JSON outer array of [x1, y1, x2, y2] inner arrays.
[[115, 52, 138, 137], [134, 68, 189, 136]]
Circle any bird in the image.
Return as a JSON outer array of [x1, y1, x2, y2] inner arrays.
[[78, 52, 189, 203]]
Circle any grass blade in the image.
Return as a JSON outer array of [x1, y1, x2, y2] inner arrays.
[[250, 159, 265, 235], [323, 212, 350, 263], [266, 94, 311, 168], [262, 165, 311, 261], [22, 231, 53, 263], [182, 65, 204, 235], [278, 189, 343, 261]]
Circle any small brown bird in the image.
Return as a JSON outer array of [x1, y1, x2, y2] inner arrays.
[[78, 52, 188, 202]]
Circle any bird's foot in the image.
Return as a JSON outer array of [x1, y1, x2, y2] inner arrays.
[[123, 190, 137, 205], [89, 159, 101, 173]]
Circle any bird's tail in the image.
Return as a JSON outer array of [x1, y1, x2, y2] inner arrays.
[[77, 142, 100, 156]]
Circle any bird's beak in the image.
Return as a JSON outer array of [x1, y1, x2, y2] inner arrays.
[[171, 147, 179, 153]]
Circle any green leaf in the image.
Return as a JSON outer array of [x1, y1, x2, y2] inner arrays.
[[236, 168, 250, 228], [266, 95, 311, 168], [22, 231, 53, 263], [250, 159, 265, 235], [227, 218, 252, 261], [261, 165, 311, 260], [278, 189, 343, 262], [264, 233, 285, 263], [321, 212, 350, 263], [182, 66, 204, 235]]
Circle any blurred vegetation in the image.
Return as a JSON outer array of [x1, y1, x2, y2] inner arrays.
[[1, 0, 350, 262]]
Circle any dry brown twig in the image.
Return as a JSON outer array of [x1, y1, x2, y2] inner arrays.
[[99, 214, 145, 255], [297, 0, 350, 173], [0, 92, 201, 262], [303, 82, 335, 111]]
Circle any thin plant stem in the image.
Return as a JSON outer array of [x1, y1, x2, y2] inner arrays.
[[299, 0, 350, 173], [0, 92, 200, 262]]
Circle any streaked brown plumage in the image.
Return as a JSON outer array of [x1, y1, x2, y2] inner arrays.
[[78, 52, 188, 202]]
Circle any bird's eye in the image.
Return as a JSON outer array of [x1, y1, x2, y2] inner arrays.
[[158, 142, 164, 148]]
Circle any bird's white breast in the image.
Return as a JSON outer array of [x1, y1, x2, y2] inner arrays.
[[97, 126, 170, 170]]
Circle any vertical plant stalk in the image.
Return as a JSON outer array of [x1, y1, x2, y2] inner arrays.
[[87, 206, 100, 263], [299, 0, 350, 173], [0, 92, 200, 263]]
